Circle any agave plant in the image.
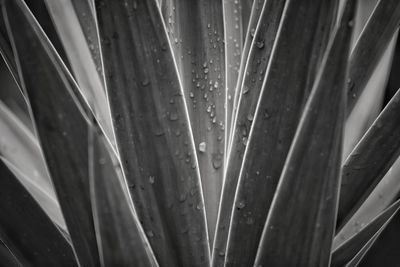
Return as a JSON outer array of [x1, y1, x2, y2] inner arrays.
[[0, 0, 400, 266]]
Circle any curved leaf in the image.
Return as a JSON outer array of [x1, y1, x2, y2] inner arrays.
[[334, 155, 400, 248], [331, 199, 400, 267], [44, 0, 115, 146], [230, 0, 265, 136], [0, 159, 77, 267], [253, 1, 355, 265], [0, 101, 65, 229], [338, 86, 400, 230], [3, 0, 101, 265], [95, 1, 210, 266], [215, 1, 338, 266], [161, 0, 225, 240], [212, 0, 286, 264], [346, 0, 400, 117], [0, 239, 21, 267], [89, 128, 158, 266], [223, 0, 252, 154]]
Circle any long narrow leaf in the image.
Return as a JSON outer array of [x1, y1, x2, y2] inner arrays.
[[253, 1, 355, 265], [95, 1, 210, 266], [223, 0, 252, 155], [0, 239, 21, 267], [89, 127, 158, 266], [3, 0, 102, 265], [70, 0, 103, 79], [0, 159, 77, 266], [0, 101, 65, 229], [44, 0, 115, 146], [337, 86, 400, 230], [0, 15, 20, 89], [230, 0, 265, 136], [161, 0, 225, 240], [212, 0, 285, 264], [345, 217, 394, 267], [344, 30, 397, 158], [215, 1, 338, 266], [331, 199, 400, 267], [346, 0, 400, 116], [334, 155, 400, 248]]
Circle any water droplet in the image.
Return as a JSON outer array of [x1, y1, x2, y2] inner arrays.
[[256, 39, 264, 49], [264, 109, 270, 119], [169, 111, 179, 121], [141, 79, 150, 86], [199, 142, 206, 152], [146, 230, 154, 238], [250, 28, 256, 38], [149, 176, 155, 184], [246, 217, 254, 225], [99, 157, 106, 165], [242, 86, 249, 94], [236, 200, 246, 209], [212, 154, 223, 169], [247, 114, 254, 121]]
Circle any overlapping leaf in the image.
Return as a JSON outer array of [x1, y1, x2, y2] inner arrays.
[[95, 1, 210, 266], [214, 1, 338, 266], [332, 199, 400, 267], [253, 1, 355, 265], [89, 127, 158, 266], [161, 0, 225, 240], [3, 0, 101, 265], [212, 0, 286, 264], [337, 86, 400, 230], [346, 0, 400, 116], [0, 101, 65, 229], [44, 0, 115, 145], [223, 0, 252, 153], [229, 0, 264, 134], [0, 159, 77, 266]]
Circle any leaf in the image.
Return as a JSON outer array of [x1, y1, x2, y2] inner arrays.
[[346, 0, 400, 117], [230, 0, 265, 134], [89, 126, 158, 266], [253, 1, 355, 265], [44, 0, 115, 146], [0, 239, 21, 267], [161, 0, 225, 241], [223, 0, 253, 154], [214, 1, 338, 265], [0, 101, 65, 229], [95, 1, 210, 266], [337, 86, 400, 230], [212, 0, 286, 264], [0, 159, 78, 266], [334, 155, 400, 248], [331, 199, 400, 267], [343, 30, 397, 158], [0, 14, 20, 89], [70, 0, 103, 79], [3, 0, 101, 265], [345, 231, 381, 267]]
